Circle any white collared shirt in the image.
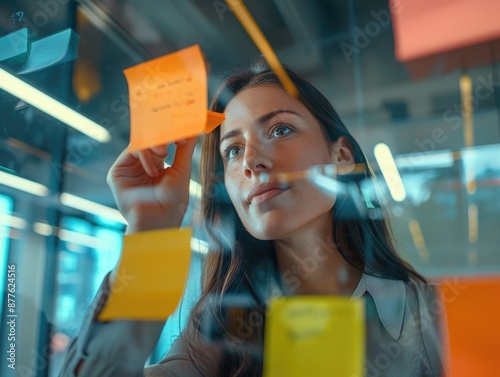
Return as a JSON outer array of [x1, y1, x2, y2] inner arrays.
[[352, 273, 407, 341], [352, 274, 445, 376]]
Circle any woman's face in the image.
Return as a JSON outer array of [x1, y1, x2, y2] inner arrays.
[[219, 84, 352, 241]]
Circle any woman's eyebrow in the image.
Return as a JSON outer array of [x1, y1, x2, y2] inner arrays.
[[220, 109, 301, 145], [256, 109, 300, 125], [220, 128, 241, 146]]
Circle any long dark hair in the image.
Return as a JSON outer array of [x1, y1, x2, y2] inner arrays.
[[182, 60, 426, 376]]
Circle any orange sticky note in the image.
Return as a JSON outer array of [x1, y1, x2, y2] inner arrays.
[[263, 296, 365, 377], [98, 227, 191, 321], [437, 276, 500, 377], [124, 45, 225, 152]]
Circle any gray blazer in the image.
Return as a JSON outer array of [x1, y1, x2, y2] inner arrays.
[[59, 273, 448, 376]]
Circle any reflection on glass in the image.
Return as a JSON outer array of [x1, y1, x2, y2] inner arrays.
[[0, 194, 14, 316], [48, 217, 122, 376]]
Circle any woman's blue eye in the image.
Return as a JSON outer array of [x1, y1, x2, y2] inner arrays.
[[272, 124, 292, 137], [225, 145, 243, 160]]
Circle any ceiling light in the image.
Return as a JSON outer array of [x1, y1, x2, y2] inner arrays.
[[0, 170, 49, 196], [58, 228, 102, 249], [60, 192, 127, 224], [374, 143, 407, 202], [33, 222, 54, 236], [0, 67, 111, 142], [0, 213, 27, 229], [395, 151, 454, 170]]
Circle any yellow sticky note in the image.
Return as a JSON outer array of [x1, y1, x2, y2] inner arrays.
[[263, 296, 365, 377], [124, 44, 225, 153], [98, 227, 191, 321]]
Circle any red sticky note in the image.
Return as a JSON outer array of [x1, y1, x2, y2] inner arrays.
[[391, 0, 500, 61]]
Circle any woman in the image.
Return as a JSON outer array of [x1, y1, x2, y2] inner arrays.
[[60, 61, 447, 377]]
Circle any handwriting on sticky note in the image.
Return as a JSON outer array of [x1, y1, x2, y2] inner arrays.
[[263, 296, 365, 377], [98, 227, 192, 321], [124, 45, 225, 153], [282, 303, 332, 341]]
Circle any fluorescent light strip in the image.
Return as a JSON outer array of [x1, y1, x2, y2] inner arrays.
[[58, 228, 102, 249], [33, 222, 54, 236], [395, 151, 454, 170], [0, 68, 111, 143], [60, 192, 127, 225], [0, 170, 49, 196], [374, 143, 407, 202], [0, 213, 27, 229]]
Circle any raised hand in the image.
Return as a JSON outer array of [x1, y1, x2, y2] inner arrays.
[[107, 137, 198, 234]]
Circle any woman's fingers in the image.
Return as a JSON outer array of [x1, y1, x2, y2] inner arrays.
[[137, 149, 160, 177], [111, 139, 196, 180], [150, 145, 169, 157], [172, 137, 198, 177], [136, 145, 170, 177], [107, 146, 137, 185]]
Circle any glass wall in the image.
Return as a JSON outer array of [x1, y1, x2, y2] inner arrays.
[[1, 0, 499, 376]]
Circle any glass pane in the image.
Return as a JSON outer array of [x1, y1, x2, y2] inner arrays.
[[48, 217, 122, 376], [1, 0, 499, 375], [0, 194, 14, 315]]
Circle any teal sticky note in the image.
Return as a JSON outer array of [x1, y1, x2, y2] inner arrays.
[[0, 28, 29, 63], [18, 28, 79, 74]]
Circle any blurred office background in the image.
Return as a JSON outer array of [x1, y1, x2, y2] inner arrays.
[[0, 0, 499, 376]]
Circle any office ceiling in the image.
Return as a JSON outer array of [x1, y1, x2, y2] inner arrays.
[[0, 0, 385, 205]]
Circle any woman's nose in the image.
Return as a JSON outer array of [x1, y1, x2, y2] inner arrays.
[[243, 143, 273, 179]]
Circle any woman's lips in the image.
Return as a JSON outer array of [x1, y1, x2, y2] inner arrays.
[[248, 187, 288, 205]]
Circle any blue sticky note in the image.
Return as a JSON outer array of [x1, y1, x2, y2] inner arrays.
[[18, 28, 79, 75], [0, 28, 29, 63]]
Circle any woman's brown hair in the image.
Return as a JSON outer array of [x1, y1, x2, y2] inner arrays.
[[181, 59, 426, 376]]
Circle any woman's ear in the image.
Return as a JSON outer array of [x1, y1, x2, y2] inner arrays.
[[331, 136, 355, 175]]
